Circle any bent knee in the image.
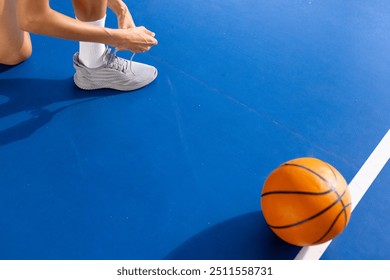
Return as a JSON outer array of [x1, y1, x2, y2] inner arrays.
[[0, 45, 32, 65], [0, 36, 32, 65]]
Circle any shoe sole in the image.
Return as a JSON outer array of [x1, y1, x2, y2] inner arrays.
[[74, 68, 158, 92]]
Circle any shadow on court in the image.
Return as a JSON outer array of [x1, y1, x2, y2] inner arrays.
[[165, 211, 300, 260], [0, 78, 117, 147], [0, 64, 15, 74]]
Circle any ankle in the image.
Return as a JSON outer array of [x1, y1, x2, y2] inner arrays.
[[77, 15, 107, 68]]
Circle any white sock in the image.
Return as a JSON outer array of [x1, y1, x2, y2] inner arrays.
[[77, 15, 107, 68]]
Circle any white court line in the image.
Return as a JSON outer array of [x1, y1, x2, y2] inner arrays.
[[295, 129, 390, 260]]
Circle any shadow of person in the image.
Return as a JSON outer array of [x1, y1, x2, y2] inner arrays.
[[165, 211, 300, 260], [0, 64, 15, 74], [0, 77, 117, 146]]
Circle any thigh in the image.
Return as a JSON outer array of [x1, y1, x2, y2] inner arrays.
[[0, 0, 32, 65]]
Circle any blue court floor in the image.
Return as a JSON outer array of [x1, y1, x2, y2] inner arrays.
[[0, 0, 389, 260]]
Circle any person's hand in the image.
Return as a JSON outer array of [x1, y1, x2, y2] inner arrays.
[[115, 26, 157, 53]]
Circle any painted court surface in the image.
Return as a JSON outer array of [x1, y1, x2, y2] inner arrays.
[[0, 0, 389, 260]]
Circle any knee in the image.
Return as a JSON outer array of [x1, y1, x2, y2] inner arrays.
[[0, 50, 31, 66], [0, 38, 32, 66], [17, 44, 33, 64]]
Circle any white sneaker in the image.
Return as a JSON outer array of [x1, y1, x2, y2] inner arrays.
[[73, 48, 157, 91]]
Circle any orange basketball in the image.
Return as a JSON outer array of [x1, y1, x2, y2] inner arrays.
[[261, 157, 352, 246]]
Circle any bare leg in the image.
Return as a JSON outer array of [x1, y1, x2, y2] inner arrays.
[[72, 0, 107, 22], [0, 0, 32, 65]]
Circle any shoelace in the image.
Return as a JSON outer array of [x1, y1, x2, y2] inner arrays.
[[106, 49, 135, 75]]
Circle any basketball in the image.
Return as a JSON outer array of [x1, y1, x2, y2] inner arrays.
[[261, 157, 352, 246]]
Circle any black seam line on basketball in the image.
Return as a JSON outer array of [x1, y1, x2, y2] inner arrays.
[[282, 163, 336, 191], [283, 162, 351, 228], [267, 188, 348, 229], [326, 163, 348, 228], [261, 189, 333, 197], [313, 202, 352, 245]]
